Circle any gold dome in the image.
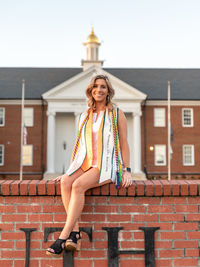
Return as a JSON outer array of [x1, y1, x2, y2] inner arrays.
[[85, 27, 100, 44]]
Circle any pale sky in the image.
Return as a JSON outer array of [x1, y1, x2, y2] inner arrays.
[[1, 0, 200, 68]]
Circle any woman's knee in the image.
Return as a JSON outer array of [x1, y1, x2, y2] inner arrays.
[[71, 179, 84, 194], [61, 174, 72, 190]]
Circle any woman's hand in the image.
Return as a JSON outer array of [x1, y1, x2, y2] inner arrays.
[[53, 175, 63, 182], [122, 171, 132, 187]]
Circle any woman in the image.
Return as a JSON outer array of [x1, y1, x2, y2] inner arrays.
[[46, 74, 132, 256]]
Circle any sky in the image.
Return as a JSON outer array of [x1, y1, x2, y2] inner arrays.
[[1, 0, 200, 68]]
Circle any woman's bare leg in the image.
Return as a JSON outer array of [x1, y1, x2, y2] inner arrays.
[[59, 168, 111, 239], [60, 168, 84, 232]]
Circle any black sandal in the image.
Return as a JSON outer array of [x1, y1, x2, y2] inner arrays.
[[46, 238, 66, 257], [65, 231, 81, 251]]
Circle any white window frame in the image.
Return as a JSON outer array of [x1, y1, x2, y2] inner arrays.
[[183, 145, 194, 166], [23, 145, 33, 166], [0, 108, 5, 127], [24, 108, 34, 127], [182, 108, 193, 127], [154, 145, 166, 166], [0, 145, 4, 166], [154, 108, 166, 127]]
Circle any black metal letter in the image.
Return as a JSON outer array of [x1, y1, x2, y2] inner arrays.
[[20, 228, 37, 267], [102, 226, 159, 267]]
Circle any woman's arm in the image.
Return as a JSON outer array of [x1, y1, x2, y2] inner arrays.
[[118, 109, 132, 187]]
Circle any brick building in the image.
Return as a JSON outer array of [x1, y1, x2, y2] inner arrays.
[[1, 29, 200, 180]]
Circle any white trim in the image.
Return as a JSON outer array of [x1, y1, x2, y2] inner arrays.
[[0, 100, 44, 105], [0, 107, 5, 127], [23, 144, 33, 166], [183, 145, 194, 166], [154, 108, 166, 127], [182, 108, 193, 127], [154, 145, 166, 166], [146, 100, 200, 106], [0, 145, 4, 166]]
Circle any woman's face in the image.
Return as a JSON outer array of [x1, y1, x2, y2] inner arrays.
[[92, 78, 108, 105]]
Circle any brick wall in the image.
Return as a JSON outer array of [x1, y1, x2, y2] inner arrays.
[[0, 180, 200, 267]]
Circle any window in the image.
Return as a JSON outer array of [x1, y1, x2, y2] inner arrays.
[[23, 145, 33, 166], [183, 145, 194, 166], [154, 108, 165, 127], [0, 108, 5, 126], [0, 145, 4, 165], [24, 108, 34, 127], [182, 108, 193, 127], [155, 145, 166, 166]]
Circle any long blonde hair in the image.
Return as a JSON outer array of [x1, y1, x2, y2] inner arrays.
[[85, 74, 115, 110]]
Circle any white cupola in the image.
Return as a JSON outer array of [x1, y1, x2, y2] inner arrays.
[[81, 27, 104, 71]]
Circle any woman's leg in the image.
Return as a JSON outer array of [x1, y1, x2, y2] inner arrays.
[[59, 167, 111, 239], [60, 168, 84, 232]]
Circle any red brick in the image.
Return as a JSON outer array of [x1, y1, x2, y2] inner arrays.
[[121, 205, 145, 213], [160, 231, 185, 240], [174, 240, 198, 248], [0, 260, 13, 267], [92, 186, 101, 195], [29, 196, 54, 204], [148, 205, 172, 213], [186, 214, 200, 221], [173, 258, 198, 266], [109, 183, 118, 196], [160, 180, 171, 196], [1, 232, 25, 240], [120, 223, 145, 230], [37, 180, 47, 195], [53, 213, 66, 222], [135, 181, 144, 196], [0, 241, 13, 249], [127, 183, 135, 196], [17, 205, 41, 213], [81, 214, 105, 222], [41, 259, 62, 267], [160, 214, 184, 222], [134, 214, 158, 222], [80, 250, 105, 258], [185, 249, 199, 257], [94, 241, 107, 249], [20, 180, 30, 195], [147, 222, 172, 230], [94, 260, 108, 267], [156, 259, 172, 267], [155, 241, 172, 248], [162, 197, 186, 204], [1, 250, 25, 258], [94, 196, 107, 204], [159, 249, 184, 258], [74, 260, 92, 267], [94, 205, 119, 213], [109, 196, 133, 204], [107, 214, 131, 222], [171, 180, 180, 196], [4, 196, 29, 204], [28, 214, 52, 222], [92, 231, 106, 239], [2, 214, 26, 222], [174, 222, 198, 230], [47, 180, 55, 195], [153, 180, 163, 196], [100, 183, 109, 195], [27, 260, 39, 267], [29, 180, 39, 195], [135, 197, 160, 204], [56, 181, 61, 195], [94, 222, 118, 231], [186, 180, 198, 196], [0, 223, 13, 231], [145, 180, 154, 196], [179, 180, 189, 196], [15, 223, 39, 230], [187, 231, 200, 239], [174, 205, 198, 213], [121, 260, 145, 267], [121, 240, 144, 249], [2, 180, 13, 195], [43, 204, 65, 213], [0, 205, 15, 213], [10, 180, 20, 195], [188, 197, 200, 204], [133, 231, 144, 239]]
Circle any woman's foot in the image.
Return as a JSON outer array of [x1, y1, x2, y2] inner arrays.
[[46, 238, 67, 257], [65, 231, 82, 251]]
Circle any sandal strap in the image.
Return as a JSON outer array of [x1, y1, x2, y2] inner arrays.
[[67, 231, 81, 244], [49, 238, 66, 254]]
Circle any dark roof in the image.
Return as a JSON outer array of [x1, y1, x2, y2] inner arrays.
[[0, 67, 200, 100]]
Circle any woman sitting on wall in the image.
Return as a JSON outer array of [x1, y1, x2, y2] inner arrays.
[[46, 74, 132, 256]]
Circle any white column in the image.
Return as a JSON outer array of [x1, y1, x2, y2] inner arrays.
[[46, 110, 56, 173], [133, 111, 142, 173]]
